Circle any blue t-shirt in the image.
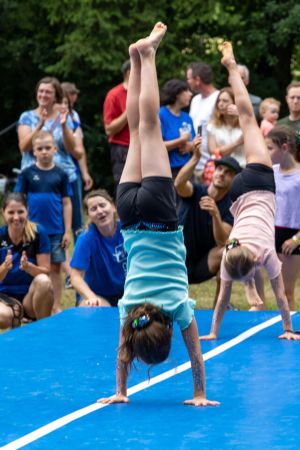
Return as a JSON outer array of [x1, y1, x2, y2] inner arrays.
[[15, 165, 72, 235], [70, 222, 127, 297], [0, 224, 50, 296], [159, 106, 195, 169], [18, 110, 77, 182], [118, 227, 195, 330]]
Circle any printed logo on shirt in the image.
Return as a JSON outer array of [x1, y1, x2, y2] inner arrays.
[[0, 240, 8, 248], [113, 244, 127, 264]]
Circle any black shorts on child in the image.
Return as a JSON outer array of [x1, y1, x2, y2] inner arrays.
[[230, 163, 275, 203], [117, 176, 178, 231]]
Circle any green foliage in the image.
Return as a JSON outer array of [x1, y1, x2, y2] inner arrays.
[[0, 0, 300, 189]]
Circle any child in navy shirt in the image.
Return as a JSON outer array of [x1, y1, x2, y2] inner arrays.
[[16, 130, 72, 313]]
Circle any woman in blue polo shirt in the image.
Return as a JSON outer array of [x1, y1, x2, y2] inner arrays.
[[0, 193, 53, 329], [70, 189, 126, 307]]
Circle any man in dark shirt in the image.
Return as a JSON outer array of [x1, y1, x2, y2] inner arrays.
[[175, 145, 241, 284]]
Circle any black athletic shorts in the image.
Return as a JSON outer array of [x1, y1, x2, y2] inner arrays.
[[117, 176, 178, 230], [230, 163, 275, 203], [186, 254, 215, 284], [275, 227, 300, 255]]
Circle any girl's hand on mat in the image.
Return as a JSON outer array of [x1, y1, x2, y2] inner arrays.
[[199, 333, 217, 340], [184, 397, 220, 407], [278, 331, 300, 341], [97, 395, 129, 404]]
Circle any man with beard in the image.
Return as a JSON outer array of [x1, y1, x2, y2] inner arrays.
[[175, 143, 241, 285]]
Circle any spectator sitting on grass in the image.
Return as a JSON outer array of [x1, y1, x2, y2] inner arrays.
[[70, 189, 126, 307]]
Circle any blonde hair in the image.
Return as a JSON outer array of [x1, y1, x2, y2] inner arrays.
[[224, 245, 255, 280], [211, 87, 239, 128], [3, 193, 37, 244], [32, 130, 55, 146], [259, 97, 280, 118]]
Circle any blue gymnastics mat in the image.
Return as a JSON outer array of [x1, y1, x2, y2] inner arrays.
[[0, 308, 299, 449]]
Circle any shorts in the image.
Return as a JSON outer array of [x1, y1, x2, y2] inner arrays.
[[230, 163, 275, 203], [110, 144, 129, 186], [275, 227, 300, 255], [117, 176, 178, 230], [186, 254, 215, 284], [49, 234, 66, 264]]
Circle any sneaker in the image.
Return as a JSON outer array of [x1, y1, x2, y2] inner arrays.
[[64, 275, 72, 289]]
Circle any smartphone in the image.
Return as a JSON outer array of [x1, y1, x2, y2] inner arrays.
[[197, 125, 202, 136]]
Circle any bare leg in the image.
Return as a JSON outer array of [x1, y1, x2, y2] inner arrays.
[[221, 42, 272, 168], [23, 274, 54, 319], [50, 263, 63, 314], [279, 254, 300, 311], [119, 45, 142, 183], [248, 269, 265, 311], [0, 303, 14, 329], [135, 23, 171, 178]]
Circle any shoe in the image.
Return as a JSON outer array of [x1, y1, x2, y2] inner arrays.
[[64, 275, 72, 289]]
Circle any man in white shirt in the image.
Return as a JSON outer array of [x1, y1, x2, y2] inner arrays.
[[186, 62, 219, 174]]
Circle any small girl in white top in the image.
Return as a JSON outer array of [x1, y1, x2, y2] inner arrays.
[[200, 42, 299, 341], [266, 125, 300, 310]]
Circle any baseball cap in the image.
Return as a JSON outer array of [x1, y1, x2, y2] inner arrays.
[[61, 82, 80, 94], [215, 156, 242, 174]]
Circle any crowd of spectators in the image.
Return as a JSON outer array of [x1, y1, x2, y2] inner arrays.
[[0, 54, 300, 331]]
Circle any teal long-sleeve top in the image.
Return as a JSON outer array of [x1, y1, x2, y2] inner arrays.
[[118, 227, 195, 330]]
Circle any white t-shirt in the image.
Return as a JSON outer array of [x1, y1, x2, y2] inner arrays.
[[206, 122, 246, 167], [189, 90, 219, 170]]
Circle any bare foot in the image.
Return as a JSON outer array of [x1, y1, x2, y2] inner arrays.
[[220, 41, 236, 68], [129, 43, 140, 60], [249, 305, 264, 312], [135, 22, 167, 56]]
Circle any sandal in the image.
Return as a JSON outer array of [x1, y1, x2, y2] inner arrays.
[[0, 293, 24, 328]]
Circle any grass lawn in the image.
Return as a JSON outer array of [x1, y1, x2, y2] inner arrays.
[[61, 268, 300, 311]]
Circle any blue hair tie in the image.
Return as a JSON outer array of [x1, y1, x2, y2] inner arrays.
[[132, 314, 151, 330]]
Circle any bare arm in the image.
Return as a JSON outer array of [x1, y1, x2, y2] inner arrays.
[[270, 274, 300, 340], [182, 317, 219, 406], [21, 252, 50, 276], [61, 197, 72, 249], [199, 196, 232, 246], [60, 112, 76, 156], [70, 127, 85, 160], [174, 138, 201, 198], [200, 279, 232, 339], [208, 130, 243, 157], [105, 110, 128, 137], [77, 143, 94, 191], [18, 122, 45, 153], [164, 129, 190, 152], [98, 327, 129, 404], [70, 267, 110, 306]]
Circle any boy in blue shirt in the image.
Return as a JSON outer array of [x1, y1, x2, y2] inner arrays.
[[16, 130, 72, 313]]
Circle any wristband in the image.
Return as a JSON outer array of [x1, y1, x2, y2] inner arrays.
[[284, 329, 293, 333], [292, 235, 300, 245]]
